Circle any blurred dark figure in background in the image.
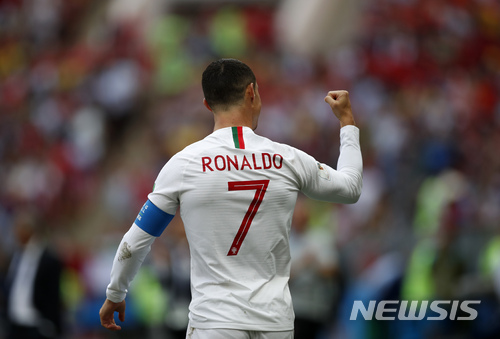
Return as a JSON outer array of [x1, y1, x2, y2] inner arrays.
[[289, 196, 341, 339], [3, 210, 63, 339]]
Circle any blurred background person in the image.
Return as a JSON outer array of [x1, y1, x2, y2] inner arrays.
[[3, 209, 63, 339], [289, 195, 342, 339]]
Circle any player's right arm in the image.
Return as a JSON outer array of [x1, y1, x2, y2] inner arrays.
[[296, 90, 362, 203], [324, 90, 356, 127]]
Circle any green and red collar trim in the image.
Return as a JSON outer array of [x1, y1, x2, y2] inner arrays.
[[231, 126, 246, 149]]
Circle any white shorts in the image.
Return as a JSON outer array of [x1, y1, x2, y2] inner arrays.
[[186, 326, 294, 339]]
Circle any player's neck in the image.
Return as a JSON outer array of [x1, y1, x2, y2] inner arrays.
[[213, 109, 254, 131]]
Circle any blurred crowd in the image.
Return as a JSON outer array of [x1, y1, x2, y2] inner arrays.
[[0, 0, 499, 338]]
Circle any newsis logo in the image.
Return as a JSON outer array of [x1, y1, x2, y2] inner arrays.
[[350, 300, 481, 321]]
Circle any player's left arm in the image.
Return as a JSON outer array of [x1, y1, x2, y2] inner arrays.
[[100, 200, 174, 330], [101, 152, 184, 330]]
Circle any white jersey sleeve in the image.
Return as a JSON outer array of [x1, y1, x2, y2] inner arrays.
[[106, 224, 156, 302], [295, 125, 363, 203], [105, 153, 186, 303], [148, 154, 185, 215]]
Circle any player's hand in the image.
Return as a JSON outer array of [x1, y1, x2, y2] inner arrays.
[[324, 90, 355, 127], [99, 298, 126, 331]]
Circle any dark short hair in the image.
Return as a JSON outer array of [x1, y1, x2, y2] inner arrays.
[[202, 59, 256, 111]]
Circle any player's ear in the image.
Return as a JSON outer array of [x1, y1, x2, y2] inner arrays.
[[246, 83, 256, 101], [203, 98, 213, 112]]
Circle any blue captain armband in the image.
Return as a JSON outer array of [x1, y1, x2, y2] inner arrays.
[[134, 200, 174, 237]]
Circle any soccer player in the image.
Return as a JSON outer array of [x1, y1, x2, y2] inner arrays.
[[99, 58, 363, 339]]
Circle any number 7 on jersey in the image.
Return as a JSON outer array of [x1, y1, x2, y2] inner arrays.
[[227, 180, 270, 256]]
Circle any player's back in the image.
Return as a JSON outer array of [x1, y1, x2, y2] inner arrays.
[[150, 124, 362, 331], [152, 126, 308, 330]]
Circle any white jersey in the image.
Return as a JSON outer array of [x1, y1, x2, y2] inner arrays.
[[106, 125, 362, 331]]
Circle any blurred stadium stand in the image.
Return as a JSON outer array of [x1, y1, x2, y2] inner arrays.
[[1, 0, 500, 338]]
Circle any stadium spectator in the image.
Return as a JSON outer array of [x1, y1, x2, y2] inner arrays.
[[4, 209, 63, 339]]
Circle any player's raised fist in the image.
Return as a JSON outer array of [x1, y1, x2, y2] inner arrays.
[[324, 90, 355, 127]]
